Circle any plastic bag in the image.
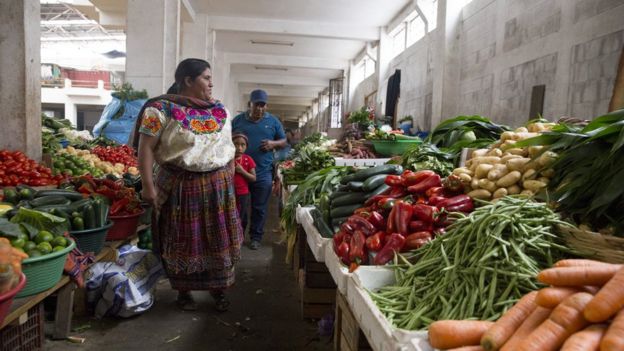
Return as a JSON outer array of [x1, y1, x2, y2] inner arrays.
[[85, 245, 164, 318], [93, 96, 147, 145]]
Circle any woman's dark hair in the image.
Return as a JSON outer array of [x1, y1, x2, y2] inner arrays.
[[166, 58, 211, 94]]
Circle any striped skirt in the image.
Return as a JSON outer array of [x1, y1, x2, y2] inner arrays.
[[152, 165, 243, 291]]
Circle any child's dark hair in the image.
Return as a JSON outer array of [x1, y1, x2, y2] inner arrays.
[[232, 133, 248, 145]]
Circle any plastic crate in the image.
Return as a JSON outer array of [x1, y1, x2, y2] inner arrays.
[[0, 303, 44, 351]]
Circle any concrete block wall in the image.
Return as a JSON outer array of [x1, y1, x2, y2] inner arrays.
[[348, 73, 378, 112], [351, 0, 624, 129]]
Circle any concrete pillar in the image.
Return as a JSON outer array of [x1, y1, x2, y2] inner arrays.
[[0, 0, 42, 160], [431, 0, 462, 128], [376, 26, 392, 116], [126, 0, 180, 97], [64, 102, 77, 127], [180, 14, 214, 62]]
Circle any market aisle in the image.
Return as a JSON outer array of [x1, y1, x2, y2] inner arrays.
[[44, 198, 333, 351]]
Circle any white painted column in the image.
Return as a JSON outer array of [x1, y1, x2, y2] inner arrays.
[[376, 26, 392, 115], [64, 102, 77, 127], [0, 0, 42, 160], [126, 0, 181, 97], [431, 0, 462, 129], [180, 14, 214, 61]]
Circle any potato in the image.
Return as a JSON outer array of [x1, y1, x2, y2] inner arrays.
[[467, 189, 492, 200], [486, 148, 503, 157], [522, 160, 540, 173], [501, 154, 522, 163], [507, 185, 521, 195], [538, 151, 558, 167], [527, 146, 544, 158], [493, 188, 508, 199], [500, 131, 516, 142], [537, 177, 550, 184], [501, 140, 518, 150], [453, 167, 473, 176], [471, 156, 502, 167], [471, 178, 480, 190], [478, 179, 498, 193], [520, 189, 535, 197], [471, 149, 489, 158], [459, 173, 472, 183], [540, 168, 555, 178], [487, 164, 509, 181], [506, 148, 527, 156], [522, 169, 538, 182], [523, 180, 547, 192], [496, 171, 522, 187], [514, 132, 539, 141], [515, 127, 529, 133], [475, 164, 494, 179], [506, 157, 531, 172]]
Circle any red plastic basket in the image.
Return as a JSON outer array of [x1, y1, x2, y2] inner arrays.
[[0, 274, 26, 326], [106, 209, 145, 241]]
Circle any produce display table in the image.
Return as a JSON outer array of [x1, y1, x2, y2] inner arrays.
[[297, 206, 329, 262], [0, 225, 147, 338], [334, 158, 391, 167], [324, 243, 350, 295]]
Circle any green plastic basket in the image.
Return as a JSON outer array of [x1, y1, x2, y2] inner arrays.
[[370, 139, 423, 156], [70, 221, 113, 255], [17, 239, 76, 297]]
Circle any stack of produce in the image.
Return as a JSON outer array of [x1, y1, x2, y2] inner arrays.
[[52, 151, 105, 178], [365, 128, 422, 141], [62, 175, 142, 216], [329, 139, 378, 159], [0, 237, 28, 294], [281, 143, 336, 183], [91, 145, 138, 173], [63, 146, 137, 177], [41, 127, 63, 155], [428, 259, 624, 351], [0, 150, 61, 186], [332, 169, 474, 271], [401, 143, 455, 177], [453, 122, 557, 200], [370, 197, 571, 330]]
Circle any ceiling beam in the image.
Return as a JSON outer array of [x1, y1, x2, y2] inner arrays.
[[239, 86, 319, 99], [225, 52, 348, 71], [234, 73, 329, 88], [208, 15, 379, 41]]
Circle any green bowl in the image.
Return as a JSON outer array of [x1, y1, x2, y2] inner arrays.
[[17, 239, 76, 297], [370, 139, 423, 157], [70, 221, 113, 255]]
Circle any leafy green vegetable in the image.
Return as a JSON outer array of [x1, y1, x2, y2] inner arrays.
[[401, 143, 455, 176], [10, 208, 69, 236], [282, 144, 336, 182], [427, 115, 510, 148], [0, 217, 24, 238]]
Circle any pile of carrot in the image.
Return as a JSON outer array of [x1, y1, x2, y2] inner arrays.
[[427, 259, 624, 351]]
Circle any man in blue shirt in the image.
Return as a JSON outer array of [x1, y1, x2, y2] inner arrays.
[[232, 89, 286, 250]]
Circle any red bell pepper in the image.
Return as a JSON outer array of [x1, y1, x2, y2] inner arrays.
[[333, 230, 346, 248], [386, 201, 399, 233], [365, 231, 386, 251], [389, 186, 407, 198], [365, 195, 390, 207], [367, 211, 386, 230], [409, 220, 431, 232], [384, 175, 404, 186], [412, 204, 437, 223], [373, 233, 406, 265], [348, 215, 376, 236], [438, 194, 474, 213], [110, 198, 130, 215], [337, 241, 350, 265], [340, 222, 355, 235], [407, 173, 441, 194], [349, 230, 367, 264], [404, 231, 433, 250], [442, 174, 464, 193], [379, 198, 397, 211], [425, 186, 446, 198], [396, 201, 413, 235], [428, 195, 448, 206], [403, 170, 437, 186], [354, 207, 371, 216]]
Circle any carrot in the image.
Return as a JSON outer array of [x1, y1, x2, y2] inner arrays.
[[516, 292, 593, 351], [560, 324, 606, 351], [537, 266, 621, 287], [481, 291, 538, 351], [500, 307, 552, 351], [447, 346, 485, 351], [554, 259, 622, 269], [536, 287, 581, 308], [601, 309, 624, 351], [584, 266, 624, 322], [429, 320, 494, 349]]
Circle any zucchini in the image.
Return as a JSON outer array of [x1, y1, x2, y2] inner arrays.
[[329, 191, 350, 200], [29, 196, 72, 207], [69, 198, 93, 212], [331, 192, 367, 207], [51, 208, 71, 222], [340, 164, 403, 184], [365, 184, 391, 198], [331, 217, 349, 227], [34, 189, 83, 201], [347, 181, 364, 191], [311, 208, 334, 238], [33, 204, 71, 214], [83, 204, 96, 229], [72, 216, 85, 231], [362, 174, 387, 192], [92, 197, 103, 227], [330, 203, 362, 219]]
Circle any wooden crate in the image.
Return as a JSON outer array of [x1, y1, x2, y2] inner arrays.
[[334, 291, 372, 351], [300, 231, 336, 319]]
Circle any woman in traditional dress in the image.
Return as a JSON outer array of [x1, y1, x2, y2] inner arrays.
[[135, 58, 242, 312]]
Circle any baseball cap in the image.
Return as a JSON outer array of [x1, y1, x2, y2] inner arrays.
[[250, 89, 268, 104]]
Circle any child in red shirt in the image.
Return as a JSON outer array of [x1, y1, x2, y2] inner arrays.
[[232, 133, 256, 233]]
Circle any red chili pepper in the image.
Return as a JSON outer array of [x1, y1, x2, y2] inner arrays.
[[337, 241, 350, 265], [348, 215, 376, 237], [404, 170, 437, 186], [365, 231, 386, 251], [407, 173, 441, 193], [386, 204, 399, 233], [340, 222, 355, 235], [333, 230, 346, 249], [389, 186, 407, 198], [384, 175, 404, 186], [396, 202, 413, 235], [349, 262, 359, 273], [367, 211, 386, 230], [365, 194, 394, 207], [349, 230, 367, 264], [428, 195, 448, 206], [110, 198, 130, 215], [409, 220, 432, 232], [78, 183, 94, 194], [379, 198, 397, 211], [412, 204, 437, 223], [404, 231, 433, 250], [438, 194, 474, 213], [374, 233, 406, 265], [425, 186, 446, 198]]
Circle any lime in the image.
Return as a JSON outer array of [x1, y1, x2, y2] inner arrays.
[[65, 169, 74, 176], [18, 233, 29, 242], [36, 242, 53, 255], [52, 246, 65, 252], [27, 249, 42, 258], [35, 230, 54, 244], [51, 236, 68, 248], [24, 241, 37, 251], [10, 237, 25, 248]]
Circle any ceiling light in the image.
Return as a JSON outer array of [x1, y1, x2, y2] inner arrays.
[[250, 39, 294, 47], [255, 66, 288, 72]]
